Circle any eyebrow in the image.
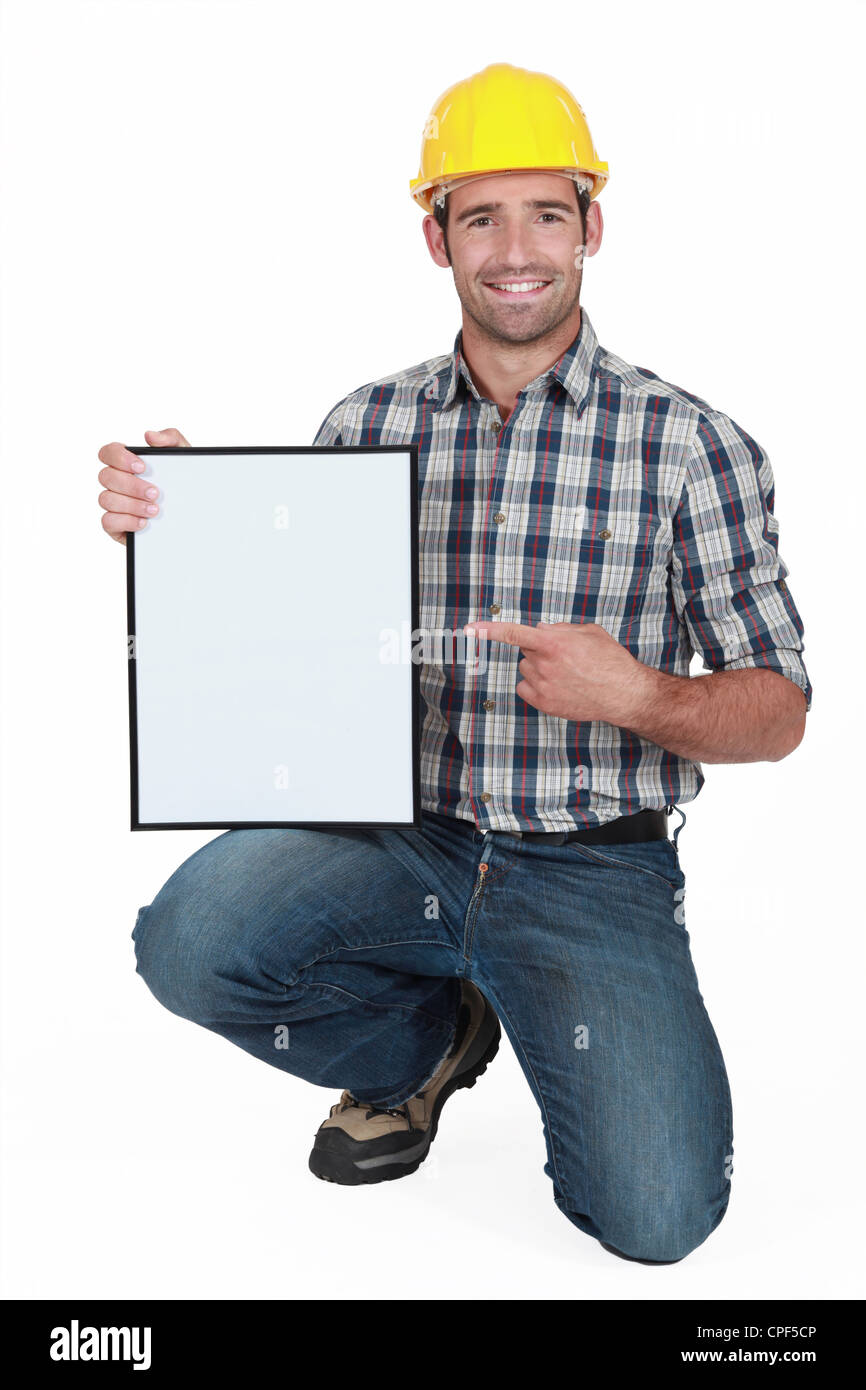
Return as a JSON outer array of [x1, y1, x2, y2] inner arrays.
[[453, 198, 577, 226]]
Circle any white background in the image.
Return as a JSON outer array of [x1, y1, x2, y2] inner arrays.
[[0, 0, 863, 1301]]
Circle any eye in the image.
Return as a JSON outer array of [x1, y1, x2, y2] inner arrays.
[[468, 217, 493, 228], [539, 213, 563, 223]]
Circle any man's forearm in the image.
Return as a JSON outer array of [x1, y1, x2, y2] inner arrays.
[[619, 664, 807, 764]]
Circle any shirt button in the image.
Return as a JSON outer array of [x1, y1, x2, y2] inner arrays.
[[483, 699, 495, 711], [493, 512, 506, 525], [480, 792, 492, 804], [599, 527, 612, 540], [488, 603, 501, 615], [490, 419, 502, 432]]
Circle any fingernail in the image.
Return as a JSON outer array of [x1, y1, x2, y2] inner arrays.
[[131, 460, 145, 472], [145, 487, 158, 499]]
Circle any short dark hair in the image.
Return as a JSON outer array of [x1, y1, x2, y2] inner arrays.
[[433, 177, 591, 264]]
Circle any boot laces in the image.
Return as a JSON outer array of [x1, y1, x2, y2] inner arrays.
[[333, 1092, 414, 1129]]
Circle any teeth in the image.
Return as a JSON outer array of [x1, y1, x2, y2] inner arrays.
[[489, 280, 548, 293]]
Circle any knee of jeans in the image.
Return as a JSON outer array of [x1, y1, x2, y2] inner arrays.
[[556, 1191, 729, 1264], [599, 1196, 729, 1265], [132, 898, 249, 1024]]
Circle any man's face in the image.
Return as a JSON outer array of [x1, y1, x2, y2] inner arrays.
[[424, 171, 601, 346]]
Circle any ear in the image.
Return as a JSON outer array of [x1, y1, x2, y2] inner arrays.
[[422, 213, 452, 269], [584, 199, 604, 259]]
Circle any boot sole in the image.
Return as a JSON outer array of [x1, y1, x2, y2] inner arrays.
[[309, 1002, 501, 1186]]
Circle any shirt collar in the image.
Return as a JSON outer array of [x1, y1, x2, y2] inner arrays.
[[425, 305, 600, 417]]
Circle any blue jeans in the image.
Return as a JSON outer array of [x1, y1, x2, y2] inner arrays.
[[132, 809, 733, 1262]]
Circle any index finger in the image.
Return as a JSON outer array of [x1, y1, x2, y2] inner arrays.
[[97, 441, 147, 473], [464, 621, 543, 650]]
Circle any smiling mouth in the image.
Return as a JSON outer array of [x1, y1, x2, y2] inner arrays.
[[483, 278, 553, 298]]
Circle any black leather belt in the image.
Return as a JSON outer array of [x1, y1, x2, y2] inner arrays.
[[424, 807, 671, 847]]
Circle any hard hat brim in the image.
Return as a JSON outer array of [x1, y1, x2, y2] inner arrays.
[[410, 164, 609, 214]]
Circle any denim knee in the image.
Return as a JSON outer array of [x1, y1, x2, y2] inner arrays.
[[131, 900, 248, 1025], [556, 1192, 730, 1264], [606, 1200, 729, 1264]]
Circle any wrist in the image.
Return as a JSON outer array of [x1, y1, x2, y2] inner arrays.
[[616, 661, 674, 733]]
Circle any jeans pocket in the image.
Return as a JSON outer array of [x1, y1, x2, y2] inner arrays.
[[568, 836, 685, 890]]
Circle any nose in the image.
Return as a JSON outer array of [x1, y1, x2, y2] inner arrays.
[[495, 217, 538, 273], [484, 221, 556, 285]]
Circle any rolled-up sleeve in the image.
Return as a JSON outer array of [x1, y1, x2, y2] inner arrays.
[[670, 411, 812, 712]]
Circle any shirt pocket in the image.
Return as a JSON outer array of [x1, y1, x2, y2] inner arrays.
[[536, 504, 671, 628]]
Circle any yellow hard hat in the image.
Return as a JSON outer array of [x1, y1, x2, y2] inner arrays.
[[409, 62, 609, 215]]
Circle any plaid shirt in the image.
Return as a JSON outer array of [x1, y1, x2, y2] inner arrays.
[[313, 306, 812, 831]]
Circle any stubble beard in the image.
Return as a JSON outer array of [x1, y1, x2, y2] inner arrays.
[[455, 265, 583, 348]]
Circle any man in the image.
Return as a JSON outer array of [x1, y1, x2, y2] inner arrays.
[[97, 63, 811, 1264]]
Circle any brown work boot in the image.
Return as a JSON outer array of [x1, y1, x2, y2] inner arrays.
[[308, 980, 500, 1186]]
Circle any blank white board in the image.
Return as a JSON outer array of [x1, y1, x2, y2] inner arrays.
[[126, 446, 420, 829]]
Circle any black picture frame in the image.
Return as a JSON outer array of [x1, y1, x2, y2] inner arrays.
[[126, 445, 421, 832]]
